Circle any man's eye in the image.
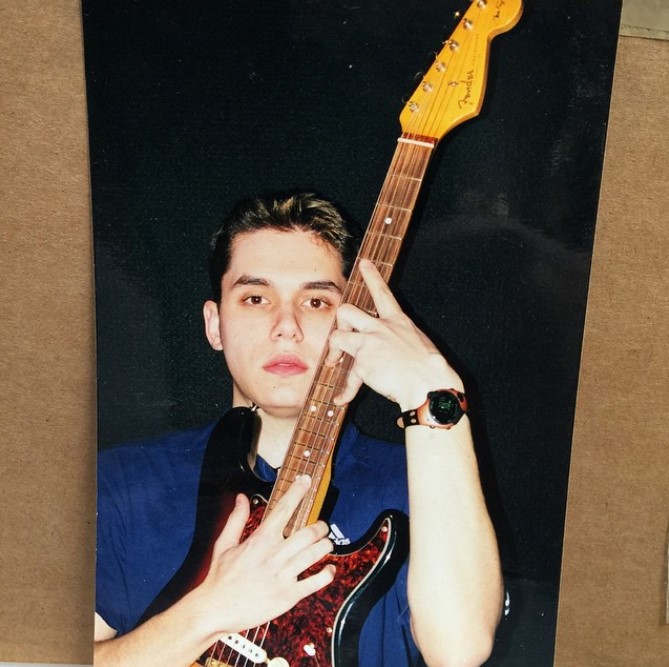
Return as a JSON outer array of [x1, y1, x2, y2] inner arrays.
[[306, 297, 328, 309], [244, 295, 266, 305]]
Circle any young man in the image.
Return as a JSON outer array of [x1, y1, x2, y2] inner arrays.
[[95, 193, 503, 667]]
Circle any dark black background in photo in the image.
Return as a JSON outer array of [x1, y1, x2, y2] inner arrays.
[[82, 0, 621, 663]]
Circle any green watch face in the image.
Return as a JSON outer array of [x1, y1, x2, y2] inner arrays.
[[428, 391, 462, 425]]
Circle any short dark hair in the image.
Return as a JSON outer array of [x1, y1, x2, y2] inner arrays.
[[209, 192, 359, 302]]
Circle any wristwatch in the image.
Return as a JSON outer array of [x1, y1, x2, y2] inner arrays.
[[398, 389, 468, 429]]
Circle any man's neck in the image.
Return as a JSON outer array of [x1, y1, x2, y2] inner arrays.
[[254, 411, 297, 468]]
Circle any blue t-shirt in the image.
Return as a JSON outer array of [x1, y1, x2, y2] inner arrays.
[[96, 420, 423, 666]]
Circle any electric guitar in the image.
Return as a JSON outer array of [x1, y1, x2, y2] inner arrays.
[[141, 1, 522, 664]]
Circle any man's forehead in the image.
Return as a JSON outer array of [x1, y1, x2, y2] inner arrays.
[[223, 228, 346, 286], [227, 228, 343, 267], [230, 226, 338, 250]]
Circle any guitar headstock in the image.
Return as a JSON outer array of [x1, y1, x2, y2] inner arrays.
[[399, 0, 523, 142]]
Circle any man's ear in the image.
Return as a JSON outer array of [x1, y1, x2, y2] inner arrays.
[[203, 300, 223, 351]]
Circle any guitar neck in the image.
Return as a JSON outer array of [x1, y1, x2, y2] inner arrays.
[[266, 135, 436, 533], [259, 0, 524, 531]]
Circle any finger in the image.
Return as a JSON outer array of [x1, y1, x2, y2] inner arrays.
[[358, 258, 402, 320], [213, 494, 250, 556], [328, 329, 362, 360], [279, 519, 330, 560], [324, 307, 367, 367], [259, 475, 312, 535], [285, 528, 334, 574], [324, 335, 345, 367], [336, 303, 379, 333], [332, 368, 363, 406], [292, 564, 336, 601]]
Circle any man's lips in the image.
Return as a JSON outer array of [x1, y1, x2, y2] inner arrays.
[[262, 354, 309, 376]]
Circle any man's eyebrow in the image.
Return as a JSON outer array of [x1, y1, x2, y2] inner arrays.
[[231, 275, 270, 288], [230, 276, 343, 293], [303, 280, 343, 293]]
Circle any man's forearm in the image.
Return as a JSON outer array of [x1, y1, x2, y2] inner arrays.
[[94, 587, 221, 667], [404, 417, 503, 667]]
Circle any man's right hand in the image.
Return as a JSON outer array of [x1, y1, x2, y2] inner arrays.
[[94, 475, 335, 667], [195, 474, 336, 639]]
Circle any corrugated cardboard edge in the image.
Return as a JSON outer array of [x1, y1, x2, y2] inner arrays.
[[0, 0, 96, 663], [555, 36, 669, 666]]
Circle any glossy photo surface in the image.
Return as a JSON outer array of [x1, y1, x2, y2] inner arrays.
[[83, 1, 621, 663]]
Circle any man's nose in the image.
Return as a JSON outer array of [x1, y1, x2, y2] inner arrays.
[[270, 304, 303, 341]]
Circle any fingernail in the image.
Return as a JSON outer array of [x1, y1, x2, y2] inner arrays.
[[296, 474, 312, 485]]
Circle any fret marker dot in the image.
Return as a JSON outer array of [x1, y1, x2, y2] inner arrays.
[[384, 217, 392, 225], [310, 405, 317, 412], [303, 450, 311, 458], [327, 409, 334, 417]]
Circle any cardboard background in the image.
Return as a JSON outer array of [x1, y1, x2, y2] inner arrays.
[[554, 35, 669, 665], [0, 1, 96, 663], [0, 2, 666, 666]]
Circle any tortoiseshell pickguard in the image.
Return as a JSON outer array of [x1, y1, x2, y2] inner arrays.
[[195, 497, 408, 667]]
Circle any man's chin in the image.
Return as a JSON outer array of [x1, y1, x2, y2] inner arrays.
[[257, 400, 305, 421], [242, 389, 308, 421]]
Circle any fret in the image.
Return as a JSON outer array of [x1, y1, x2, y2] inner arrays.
[[358, 234, 404, 265], [362, 232, 405, 249], [295, 410, 337, 435], [384, 171, 423, 183], [296, 415, 339, 431], [371, 203, 413, 216], [283, 444, 330, 461], [291, 426, 339, 442], [282, 438, 331, 458], [308, 383, 343, 403], [279, 460, 328, 477], [372, 201, 414, 213], [363, 229, 404, 243]]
